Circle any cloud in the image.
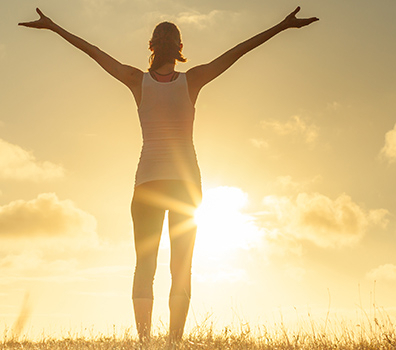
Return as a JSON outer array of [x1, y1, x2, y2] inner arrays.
[[0, 193, 100, 286], [0, 251, 44, 271], [0, 251, 131, 284], [274, 175, 322, 193], [260, 192, 389, 248], [0, 252, 85, 285], [327, 101, 342, 111], [144, 9, 239, 30], [176, 10, 222, 29], [83, 0, 126, 17], [0, 193, 96, 238], [368, 208, 390, 229], [250, 138, 269, 149], [0, 138, 64, 181], [261, 115, 319, 145], [295, 193, 367, 246], [366, 264, 396, 282], [0, 253, 80, 282], [379, 123, 396, 164]]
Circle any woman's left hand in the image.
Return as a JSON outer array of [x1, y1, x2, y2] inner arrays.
[[282, 7, 319, 29]]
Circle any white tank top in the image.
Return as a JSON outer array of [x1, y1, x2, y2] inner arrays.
[[135, 72, 201, 187]]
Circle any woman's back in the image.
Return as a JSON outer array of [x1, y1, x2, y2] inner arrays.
[[135, 72, 201, 188]]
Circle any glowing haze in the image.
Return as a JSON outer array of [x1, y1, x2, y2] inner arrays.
[[1, 0, 396, 338]]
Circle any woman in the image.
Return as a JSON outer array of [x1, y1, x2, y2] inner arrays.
[[19, 7, 318, 343]]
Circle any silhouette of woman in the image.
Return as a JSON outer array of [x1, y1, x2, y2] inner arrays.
[[19, 7, 318, 344]]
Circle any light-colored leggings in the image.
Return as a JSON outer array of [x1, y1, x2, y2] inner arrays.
[[131, 180, 202, 300]]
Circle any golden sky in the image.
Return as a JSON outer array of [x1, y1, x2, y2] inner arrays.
[[1, 0, 396, 339]]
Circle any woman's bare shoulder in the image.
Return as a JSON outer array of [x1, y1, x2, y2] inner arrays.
[[124, 65, 144, 87]]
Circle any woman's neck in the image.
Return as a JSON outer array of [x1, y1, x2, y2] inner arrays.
[[154, 63, 176, 75], [150, 70, 179, 82]]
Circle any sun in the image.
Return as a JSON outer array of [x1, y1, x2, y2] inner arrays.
[[194, 186, 261, 259]]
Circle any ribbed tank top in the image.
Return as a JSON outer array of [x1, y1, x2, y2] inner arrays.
[[135, 72, 201, 187]]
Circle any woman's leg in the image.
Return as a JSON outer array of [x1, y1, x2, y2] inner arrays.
[[131, 183, 166, 342], [168, 182, 201, 342]]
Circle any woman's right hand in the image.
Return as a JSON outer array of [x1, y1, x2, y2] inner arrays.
[[18, 8, 55, 30]]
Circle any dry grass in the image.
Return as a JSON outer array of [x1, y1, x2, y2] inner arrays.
[[2, 304, 396, 350], [2, 316, 396, 350]]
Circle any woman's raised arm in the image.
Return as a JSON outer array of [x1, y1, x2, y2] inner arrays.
[[186, 7, 318, 103], [19, 8, 143, 91]]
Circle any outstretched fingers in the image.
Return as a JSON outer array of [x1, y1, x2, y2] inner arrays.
[[291, 6, 301, 17], [283, 6, 319, 29], [18, 9, 39, 27], [304, 16, 320, 26], [18, 21, 33, 27], [36, 8, 45, 18], [18, 8, 52, 29], [18, 19, 40, 28]]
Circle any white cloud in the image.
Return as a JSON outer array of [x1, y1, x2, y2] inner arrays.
[[366, 264, 396, 281], [0, 138, 64, 181], [368, 209, 390, 229], [380, 123, 396, 164], [261, 115, 319, 145], [260, 192, 389, 248], [0, 193, 96, 238], [250, 138, 269, 149], [176, 10, 221, 29]]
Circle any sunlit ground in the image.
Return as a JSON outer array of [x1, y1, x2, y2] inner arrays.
[[3, 309, 396, 349]]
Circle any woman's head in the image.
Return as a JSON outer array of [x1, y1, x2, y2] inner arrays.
[[149, 22, 186, 71]]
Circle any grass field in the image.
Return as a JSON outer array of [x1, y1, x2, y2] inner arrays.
[[2, 312, 396, 350]]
